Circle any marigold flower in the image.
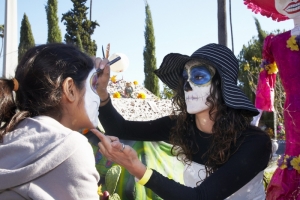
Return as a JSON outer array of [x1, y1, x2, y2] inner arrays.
[[137, 92, 146, 99], [113, 91, 121, 98], [111, 75, 117, 83], [133, 80, 138, 85]]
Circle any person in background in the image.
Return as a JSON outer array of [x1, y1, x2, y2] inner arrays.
[[0, 43, 100, 199], [93, 43, 272, 200]]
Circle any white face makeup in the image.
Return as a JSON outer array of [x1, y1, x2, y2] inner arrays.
[[275, 0, 300, 19], [183, 60, 215, 114], [84, 68, 100, 127]]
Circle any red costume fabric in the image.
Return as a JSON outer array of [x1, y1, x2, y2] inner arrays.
[[256, 31, 300, 199]]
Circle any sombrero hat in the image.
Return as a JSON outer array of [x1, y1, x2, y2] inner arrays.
[[244, 0, 289, 22], [154, 43, 259, 116]]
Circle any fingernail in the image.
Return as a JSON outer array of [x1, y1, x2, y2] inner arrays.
[[100, 64, 105, 69]]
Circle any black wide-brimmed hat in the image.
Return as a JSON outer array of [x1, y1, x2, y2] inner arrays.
[[154, 43, 259, 116]]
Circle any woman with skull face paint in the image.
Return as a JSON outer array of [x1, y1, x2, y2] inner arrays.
[[0, 43, 100, 199], [93, 43, 272, 200]]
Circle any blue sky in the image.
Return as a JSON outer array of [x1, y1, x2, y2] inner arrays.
[[0, 0, 294, 89]]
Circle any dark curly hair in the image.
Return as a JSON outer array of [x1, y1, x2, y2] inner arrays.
[[0, 43, 94, 142], [169, 66, 255, 177]]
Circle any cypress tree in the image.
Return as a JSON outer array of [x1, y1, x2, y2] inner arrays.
[[45, 0, 62, 43], [18, 13, 35, 62], [61, 0, 99, 55], [143, 1, 159, 96]]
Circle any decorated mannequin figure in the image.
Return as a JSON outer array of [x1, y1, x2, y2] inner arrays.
[[245, 0, 300, 199]]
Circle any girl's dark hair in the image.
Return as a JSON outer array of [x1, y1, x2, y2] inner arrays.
[[170, 67, 256, 177], [0, 43, 94, 142]]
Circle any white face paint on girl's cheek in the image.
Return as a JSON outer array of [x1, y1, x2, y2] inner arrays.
[[84, 68, 100, 127]]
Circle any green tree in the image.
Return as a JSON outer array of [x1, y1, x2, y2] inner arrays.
[[143, 1, 159, 96], [61, 0, 99, 56], [45, 0, 62, 43], [18, 13, 35, 62], [0, 24, 4, 58], [159, 84, 174, 99]]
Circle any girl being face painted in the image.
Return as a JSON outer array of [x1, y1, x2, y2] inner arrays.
[[84, 68, 101, 127], [182, 60, 216, 114]]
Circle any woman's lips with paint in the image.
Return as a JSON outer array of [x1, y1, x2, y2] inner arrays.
[[284, 1, 300, 14]]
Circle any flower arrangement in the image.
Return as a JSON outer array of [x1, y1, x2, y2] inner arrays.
[[286, 35, 300, 51], [137, 92, 146, 99], [278, 154, 300, 174], [113, 92, 121, 98]]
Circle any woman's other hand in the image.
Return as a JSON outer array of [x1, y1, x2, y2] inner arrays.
[[91, 129, 147, 179]]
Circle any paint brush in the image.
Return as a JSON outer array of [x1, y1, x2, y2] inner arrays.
[[96, 56, 121, 74]]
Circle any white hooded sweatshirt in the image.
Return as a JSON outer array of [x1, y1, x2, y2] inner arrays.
[[0, 116, 100, 200]]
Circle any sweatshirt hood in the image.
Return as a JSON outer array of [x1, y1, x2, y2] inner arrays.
[[0, 116, 84, 191]]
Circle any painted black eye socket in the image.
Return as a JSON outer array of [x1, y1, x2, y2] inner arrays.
[[182, 70, 188, 80]]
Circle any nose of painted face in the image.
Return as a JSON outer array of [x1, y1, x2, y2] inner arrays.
[[183, 60, 216, 114]]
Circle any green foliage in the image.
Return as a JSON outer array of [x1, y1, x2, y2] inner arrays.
[[0, 24, 4, 38], [45, 0, 62, 43], [159, 84, 174, 99], [105, 165, 122, 194], [0, 24, 4, 58], [18, 13, 35, 62], [143, 2, 159, 96], [109, 193, 121, 200], [61, 0, 99, 56]]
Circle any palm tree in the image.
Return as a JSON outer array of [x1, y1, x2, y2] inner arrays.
[[0, 24, 4, 58], [217, 0, 227, 46], [90, 0, 92, 20]]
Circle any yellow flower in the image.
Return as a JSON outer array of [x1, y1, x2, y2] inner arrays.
[[113, 91, 121, 98], [279, 155, 289, 169], [243, 63, 250, 71], [98, 185, 103, 196], [111, 75, 117, 83], [286, 36, 299, 51], [266, 62, 278, 74], [137, 92, 146, 99], [291, 155, 300, 173], [133, 80, 138, 85], [252, 56, 261, 62]]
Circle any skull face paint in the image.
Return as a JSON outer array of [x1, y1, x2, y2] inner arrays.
[[183, 60, 216, 114], [84, 68, 100, 127]]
